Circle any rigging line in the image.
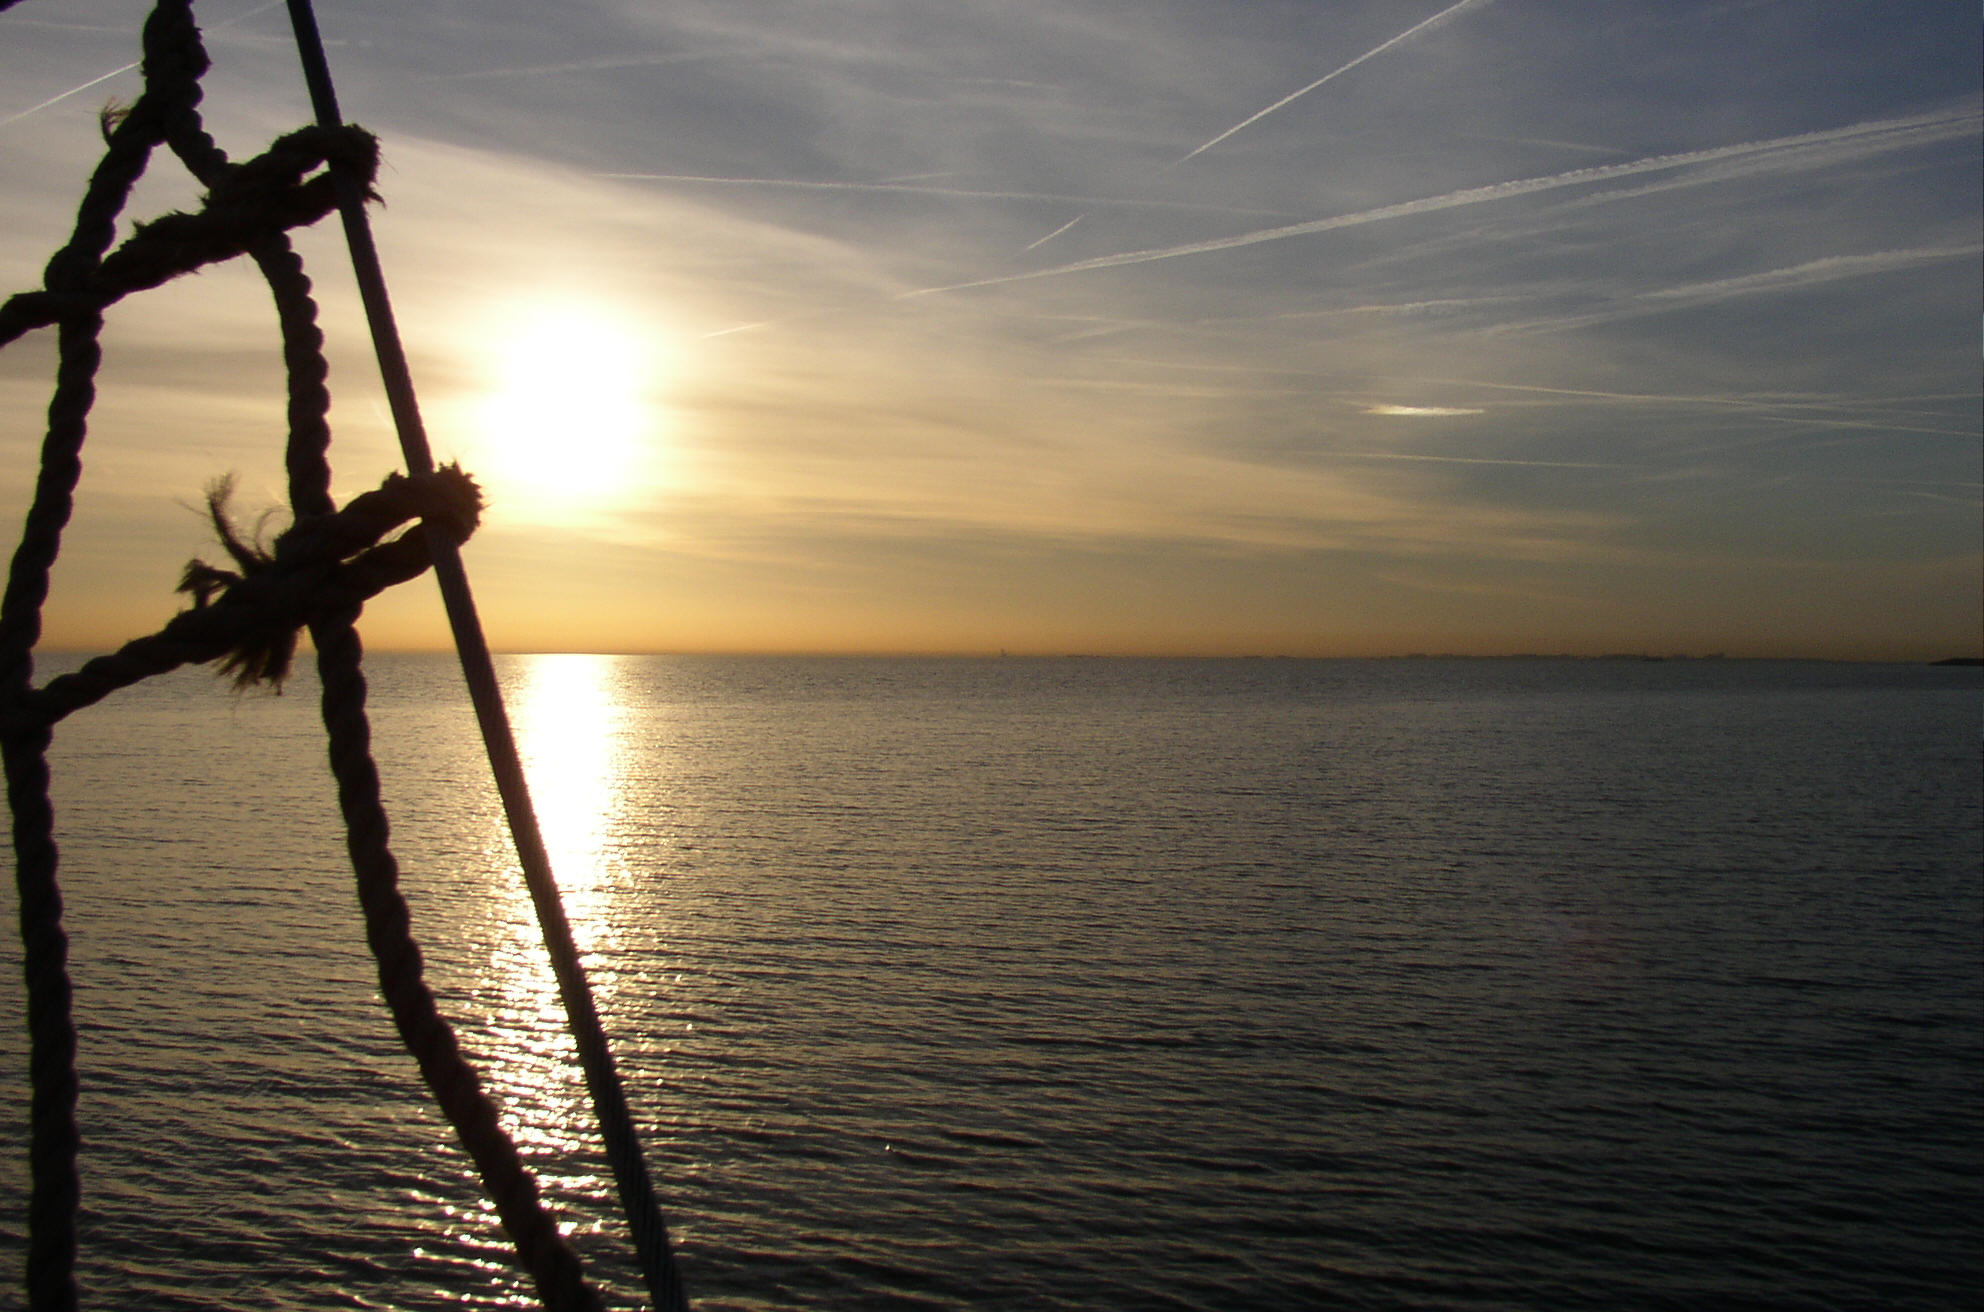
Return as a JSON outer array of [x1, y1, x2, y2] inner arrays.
[[278, 3, 690, 1310]]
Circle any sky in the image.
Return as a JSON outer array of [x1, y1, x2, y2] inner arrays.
[[0, 0, 1978, 658]]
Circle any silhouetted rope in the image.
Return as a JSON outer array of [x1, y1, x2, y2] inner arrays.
[[310, 611, 601, 1312], [2, 1, 678, 1307], [283, 1, 691, 1307], [1, 6, 215, 1302], [5, 468, 482, 733]]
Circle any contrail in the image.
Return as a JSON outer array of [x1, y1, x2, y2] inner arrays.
[[1025, 215, 1086, 251], [703, 321, 770, 340], [0, 63, 135, 129], [904, 106, 1978, 297], [605, 172, 1299, 217], [0, 0, 285, 130], [1638, 244, 1982, 303], [1176, 0, 1494, 164], [1025, 0, 1492, 255], [1486, 242, 1984, 338]]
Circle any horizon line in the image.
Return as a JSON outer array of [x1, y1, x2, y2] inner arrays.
[[34, 645, 1979, 665]]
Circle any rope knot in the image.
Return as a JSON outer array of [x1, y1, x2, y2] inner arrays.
[[212, 123, 382, 222], [177, 464, 482, 688], [94, 124, 380, 294], [3, 127, 382, 347]]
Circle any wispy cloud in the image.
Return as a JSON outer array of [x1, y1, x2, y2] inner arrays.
[[907, 107, 1980, 297], [424, 51, 726, 82], [1639, 245, 1983, 305], [1347, 451, 1627, 470], [1421, 379, 1980, 440], [2, 1, 1972, 657], [1485, 243, 1984, 338], [1456, 133, 1631, 158]]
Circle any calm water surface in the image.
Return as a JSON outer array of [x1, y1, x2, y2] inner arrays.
[[1, 654, 1979, 1310]]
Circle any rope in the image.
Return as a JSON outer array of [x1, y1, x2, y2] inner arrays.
[[3, 1, 688, 1306], [309, 612, 600, 1312], [1, 7, 211, 1301], [5, 468, 482, 733], [282, 2, 691, 1307]]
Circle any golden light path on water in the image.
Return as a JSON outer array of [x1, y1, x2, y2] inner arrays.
[[515, 653, 629, 907], [427, 653, 646, 1302]]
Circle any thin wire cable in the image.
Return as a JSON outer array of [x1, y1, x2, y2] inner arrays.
[[279, 3, 690, 1308]]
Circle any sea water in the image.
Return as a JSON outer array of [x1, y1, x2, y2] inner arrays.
[[0, 654, 1978, 1310]]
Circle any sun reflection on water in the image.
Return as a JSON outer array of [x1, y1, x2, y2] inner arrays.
[[430, 653, 649, 1302], [514, 653, 630, 905]]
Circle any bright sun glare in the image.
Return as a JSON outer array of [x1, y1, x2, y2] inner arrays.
[[465, 303, 663, 517]]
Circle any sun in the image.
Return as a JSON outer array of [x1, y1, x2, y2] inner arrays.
[[462, 302, 666, 519]]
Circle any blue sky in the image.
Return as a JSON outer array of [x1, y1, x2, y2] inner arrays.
[[1, 0, 1978, 656]]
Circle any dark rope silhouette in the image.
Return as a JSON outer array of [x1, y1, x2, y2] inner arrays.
[[281, 1, 690, 1306], [1, 1, 688, 1307]]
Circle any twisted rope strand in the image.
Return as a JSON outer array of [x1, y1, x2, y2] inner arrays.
[[6, 469, 480, 734], [263, 145, 606, 1296], [0, 7, 183, 1282], [310, 615, 602, 1312], [2, 724, 75, 1312], [0, 1, 188, 1289], [283, 1, 691, 1305], [6, 1, 633, 1305], [0, 125, 377, 350]]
